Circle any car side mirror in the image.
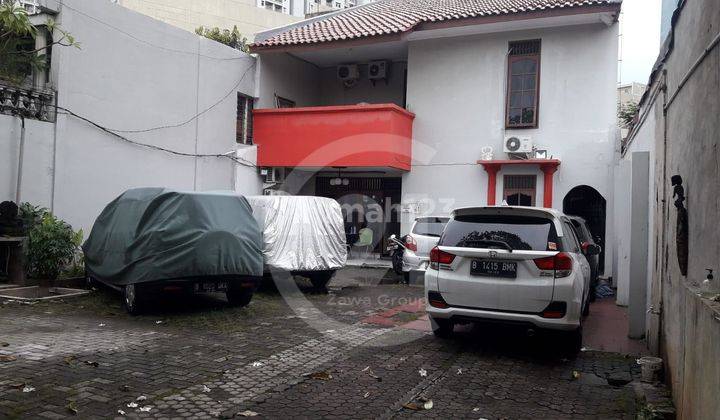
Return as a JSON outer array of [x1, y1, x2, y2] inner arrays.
[[584, 243, 601, 256]]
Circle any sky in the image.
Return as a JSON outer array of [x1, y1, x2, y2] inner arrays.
[[618, 0, 663, 84]]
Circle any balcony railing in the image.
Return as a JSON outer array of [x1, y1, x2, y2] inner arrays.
[[0, 82, 55, 122], [252, 103, 414, 171]]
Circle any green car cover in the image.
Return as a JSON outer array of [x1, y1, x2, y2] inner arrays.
[[83, 188, 263, 286]]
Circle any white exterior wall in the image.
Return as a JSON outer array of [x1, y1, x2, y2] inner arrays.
[[404, 23, 619, 273], [318, 61, 407, 107], [1, 0, 261, 235], [614, 105, 657, 306], [255, 53, 320, 108]]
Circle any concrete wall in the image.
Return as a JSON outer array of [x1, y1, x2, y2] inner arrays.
[[318, 61, 407, 107], [614, 106, 657, 306], [1, 0, 261, 235], [626, 0, 720, 417], [403, 23, 619, 271], [0, 116, 55, 209], [654, 0, 720, 416], [255, 53, 320, 108], [117, 0, 301, 38]]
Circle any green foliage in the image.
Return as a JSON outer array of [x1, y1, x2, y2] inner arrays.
[[195, 25, 249, 53], [19, 204, 83, 281], [0, 2, 79, 85], [618, 102, 639, 129], [18, 202, 47, 231]]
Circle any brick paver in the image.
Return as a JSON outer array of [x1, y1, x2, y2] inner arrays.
[[0, 272, 643, 419]]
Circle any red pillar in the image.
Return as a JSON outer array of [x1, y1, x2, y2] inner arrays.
[[541, 164, 558, 208], [482, 163, 500, 205]]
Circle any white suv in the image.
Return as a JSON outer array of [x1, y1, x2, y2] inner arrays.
[[425, 206, 595, 351]]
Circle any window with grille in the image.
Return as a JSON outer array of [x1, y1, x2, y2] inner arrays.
[[504, 175, 537, 206], [237, 93, 254, 145], [506, 39, 541, 128]]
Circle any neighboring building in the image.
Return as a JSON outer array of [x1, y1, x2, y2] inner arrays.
[[114, 0, 302, 39], [17, 0, 40, 14], [660, 0, 678, 42], [1, 0, 259, 235], [249, 0, 622, 268], [617, 82, 646, 139], [617, 82, 645, 108], [612, 0, 720, 417]]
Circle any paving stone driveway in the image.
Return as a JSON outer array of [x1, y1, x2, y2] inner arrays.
[[0, 271, 642, 419]]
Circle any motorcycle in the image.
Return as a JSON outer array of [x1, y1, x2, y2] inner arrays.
[[387, 234, 407, 280]]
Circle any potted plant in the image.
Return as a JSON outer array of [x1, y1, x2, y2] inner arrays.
[[21, 205, 82, 287]]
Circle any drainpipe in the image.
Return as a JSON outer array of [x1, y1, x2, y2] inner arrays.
[[15, 116, 26, 204]]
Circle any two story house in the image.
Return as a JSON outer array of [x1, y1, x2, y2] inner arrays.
[[246, 0, 621, 273]]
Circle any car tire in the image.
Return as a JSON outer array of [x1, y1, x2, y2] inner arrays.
[[310, 270, 334, 292], [124, 284, 142, 315], [589, 280, 597, 302], [226, 285, 254, 307], [564, 327, 583, 355], [582, 297, 590, 317], [402, 272, 410, 285], [430, 317, 454, 338]]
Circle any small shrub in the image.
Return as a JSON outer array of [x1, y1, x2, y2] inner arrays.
[[25, 211, 82, 281]]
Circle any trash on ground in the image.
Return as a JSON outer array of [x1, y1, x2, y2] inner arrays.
[[66, 401, 78, 415], [362, 366, 381, 381], [237, 410, 259, 417], [64, 355, 76, 365], [456, 368, 462, 375], [305, 370, 332, 380], [403, 396, 433, 411], [202, 385, 211, 393], [0, 354, 17, 362], [22, 386, 35, 393], [363, 391, 370, 398], [139, 406, 152, 412], [418, 368, 427, 377], [118, 409, 126, 415], [595, 284, 615, 298], [136, 395, 147, 401], [251, 361, 263, 367], [155, 320, 163, 324], [98, 323, 106, 327], [571, 370, 581, 380], [84, 360, 99, 367], [127, 402, 138, 408]]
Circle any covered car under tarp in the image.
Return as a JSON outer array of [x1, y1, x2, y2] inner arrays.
[[83, 188, 263, 287], [245, 195, 347, 272]]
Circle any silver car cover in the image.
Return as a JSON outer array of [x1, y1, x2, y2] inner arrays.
[[246, 196, 347, 271]]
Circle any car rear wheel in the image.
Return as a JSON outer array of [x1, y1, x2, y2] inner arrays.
[[226, 285, 254, 307], [565, 327, 583, 354], [430, 317, 454, 338], [124, 284, 142, 315]]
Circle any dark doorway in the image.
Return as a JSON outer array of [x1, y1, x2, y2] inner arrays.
[[563, 185, 607, 273], [316, 177, 401, 255], [504, 175, 537, 206]]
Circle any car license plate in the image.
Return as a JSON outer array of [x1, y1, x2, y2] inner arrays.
[[196, 282, 228, 293], [470, 260, 517, 278]]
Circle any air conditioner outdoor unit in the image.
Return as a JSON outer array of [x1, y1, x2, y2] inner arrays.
[[337, 64, 359, 81], [263, 167, 284, 184], [503, 136, 533, 154], [367, 60, 389, 80]]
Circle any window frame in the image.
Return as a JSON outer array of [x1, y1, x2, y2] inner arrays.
[[505, 41, 541, 129], [503, 174, 537, 206], [236, 93, 254, 145]]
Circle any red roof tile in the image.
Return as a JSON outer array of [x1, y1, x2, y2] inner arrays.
[[252, 0, 621, 49]]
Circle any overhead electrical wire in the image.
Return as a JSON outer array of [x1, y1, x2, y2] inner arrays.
[[53, 105, 257, 168]]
